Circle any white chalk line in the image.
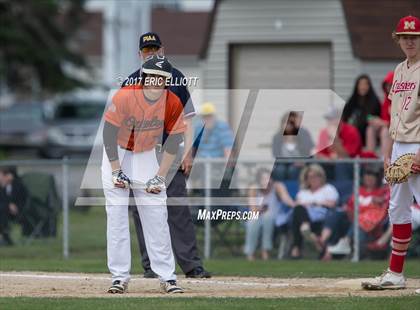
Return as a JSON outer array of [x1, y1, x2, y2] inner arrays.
[[0, 273, 109, 281], [0, 273, 291, 288], [186, 279, 291, 288]]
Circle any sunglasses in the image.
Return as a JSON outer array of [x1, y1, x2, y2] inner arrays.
[[141, 46, 160, 53]]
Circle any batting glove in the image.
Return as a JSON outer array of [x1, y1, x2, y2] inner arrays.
[[112, 169, 131, 189], [146, 175, 166, 194]]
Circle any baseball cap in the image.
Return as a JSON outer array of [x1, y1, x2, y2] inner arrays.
[[139, 32, 162, 49], [200, 102, 216, 115], [142, 55, 172, 78], [395, 15, 420, 35]]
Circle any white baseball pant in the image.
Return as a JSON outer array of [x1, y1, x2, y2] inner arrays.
[[389, 142, 420, 224], [101, 147, 176, 283]]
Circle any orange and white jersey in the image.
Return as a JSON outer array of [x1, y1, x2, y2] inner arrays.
[[105, 85, 186, 153], [388, 59, 420, 142]]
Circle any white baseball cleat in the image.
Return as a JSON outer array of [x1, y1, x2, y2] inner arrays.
[[160, 280, 184, 294], [107, 280, 128, 294], [361, 269, 406, 290]]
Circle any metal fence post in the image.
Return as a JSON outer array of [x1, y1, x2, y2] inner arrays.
[[62, 157, 69, 259], [204, 161, 212, 259], [352, 160, 360, 262]]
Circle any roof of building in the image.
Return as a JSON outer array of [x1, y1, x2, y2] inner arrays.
[[152, 7, 210, 56], [342, 0, 420, 60]]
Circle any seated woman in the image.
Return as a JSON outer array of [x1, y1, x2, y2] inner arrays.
[[326, 167, 389, 259], [290, 164, 339, 259], [244, 168, 295, 261]]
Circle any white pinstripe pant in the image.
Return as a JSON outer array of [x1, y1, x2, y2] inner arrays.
[[389, 142, 420, 224]]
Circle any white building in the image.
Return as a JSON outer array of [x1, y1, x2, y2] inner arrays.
[[200, 0, 416, 158]]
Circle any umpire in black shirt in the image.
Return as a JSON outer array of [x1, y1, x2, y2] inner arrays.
[[122, 32, 210, 278]]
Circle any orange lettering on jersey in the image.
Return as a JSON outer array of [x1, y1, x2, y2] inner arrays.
[[124, 116, 164, 132]]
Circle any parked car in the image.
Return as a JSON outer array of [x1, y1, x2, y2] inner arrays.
[[42, 90, 107, 158], [0, 103, 49, 151]]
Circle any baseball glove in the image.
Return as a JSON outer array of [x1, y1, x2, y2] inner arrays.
[[385, 153, 418, 185]]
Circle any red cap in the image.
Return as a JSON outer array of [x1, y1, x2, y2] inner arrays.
[[395, 15, 420, 35]]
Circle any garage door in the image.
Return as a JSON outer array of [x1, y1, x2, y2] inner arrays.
[[230, 43, 331, 158]]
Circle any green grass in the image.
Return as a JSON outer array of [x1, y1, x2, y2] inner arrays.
[[1, 297, 420, 310]]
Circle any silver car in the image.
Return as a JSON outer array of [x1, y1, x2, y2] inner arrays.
[[0, 103, 48, 150], [43, 92, 107, 158]]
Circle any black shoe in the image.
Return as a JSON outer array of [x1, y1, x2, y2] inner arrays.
[[144, 268, 158, 279], [185, 266, 211, 278]]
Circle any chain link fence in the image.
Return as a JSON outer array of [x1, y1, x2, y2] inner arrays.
[[0, 157, 385, 262]]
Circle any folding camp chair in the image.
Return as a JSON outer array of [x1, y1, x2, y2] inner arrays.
[[20, 172, 60, 243]]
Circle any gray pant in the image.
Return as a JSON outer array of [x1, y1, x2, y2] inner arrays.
[[132, 170, 203, 274]]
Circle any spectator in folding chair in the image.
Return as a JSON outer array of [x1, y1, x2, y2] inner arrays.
[[244, 168, 295, 261], [193, 102, 234, 194], [0, 166, 28, 245], [0, 181, 13, 246], [192, 102, 239, 254], [1, 167, 27, 221], [192, 102, 234, 192]]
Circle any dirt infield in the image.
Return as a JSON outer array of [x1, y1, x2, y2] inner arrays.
[[1, 272, 420, 298]]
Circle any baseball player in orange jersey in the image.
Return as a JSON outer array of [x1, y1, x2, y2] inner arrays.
[[362, 15, 420, 290], [102, 56, 185, 294]]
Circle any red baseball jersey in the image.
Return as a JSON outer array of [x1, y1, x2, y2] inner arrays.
[[105, 85, 186, 153]]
